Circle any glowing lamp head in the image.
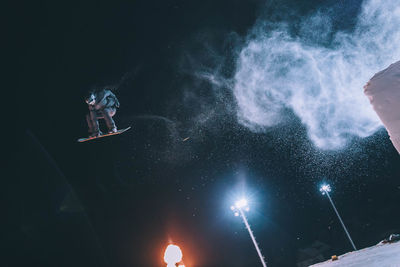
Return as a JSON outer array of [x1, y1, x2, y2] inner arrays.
[[164, 244, 183, 266], [235, 198, 248, 209], [320, 184, 331, 194]]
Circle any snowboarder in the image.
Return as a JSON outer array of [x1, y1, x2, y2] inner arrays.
[[85, 88, 120, 137]]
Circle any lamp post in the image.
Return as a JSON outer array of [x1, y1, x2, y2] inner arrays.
[[231, 198, 267, 267], [320, 184, 357, 251]]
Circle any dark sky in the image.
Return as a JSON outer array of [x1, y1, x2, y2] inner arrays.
[[10, 0, 400, 266]]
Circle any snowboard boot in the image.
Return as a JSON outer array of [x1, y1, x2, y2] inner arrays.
[[89, 131, 103, 138], [108, 127, 117, 134]]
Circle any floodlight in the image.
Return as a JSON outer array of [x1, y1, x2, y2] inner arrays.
[[235, 198, 248, 208]]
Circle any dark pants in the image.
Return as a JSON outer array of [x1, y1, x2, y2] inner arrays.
[[86, 107, 116, 135]]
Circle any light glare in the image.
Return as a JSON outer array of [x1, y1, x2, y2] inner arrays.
[[320, 184, 331, 194], [235, 198, 248, 208], [164, 244, 183, 265]]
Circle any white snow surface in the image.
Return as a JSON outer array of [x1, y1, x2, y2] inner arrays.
[[310, 241, 400, 267], [364, 60, 400, 154]]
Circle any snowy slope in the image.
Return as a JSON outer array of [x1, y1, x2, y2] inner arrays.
[[310, 242, 400, 267]]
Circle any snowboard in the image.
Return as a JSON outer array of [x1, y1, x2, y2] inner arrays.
[[77, 126, 131, 143]]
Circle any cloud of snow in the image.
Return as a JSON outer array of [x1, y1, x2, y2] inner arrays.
[[233, 0, 400, 149]]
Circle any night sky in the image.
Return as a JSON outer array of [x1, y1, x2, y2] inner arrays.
[[10, 0, 400, 266]]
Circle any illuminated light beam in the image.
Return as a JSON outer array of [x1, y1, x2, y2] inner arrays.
[[232, 199, 267, 267], [320, 184, 357, 251]]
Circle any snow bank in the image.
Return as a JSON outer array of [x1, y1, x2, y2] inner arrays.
[[310, 241, 400, 267], [364, 61, 400, 154]]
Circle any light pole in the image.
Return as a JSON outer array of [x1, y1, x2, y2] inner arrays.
[[320, 184, 357, 251], [231, 198, 267, 267]]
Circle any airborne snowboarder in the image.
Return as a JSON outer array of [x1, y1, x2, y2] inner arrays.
[[85, 88, 120, 137]]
